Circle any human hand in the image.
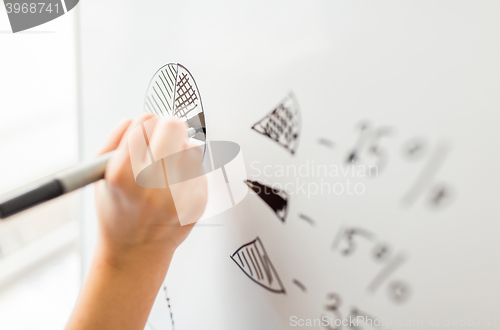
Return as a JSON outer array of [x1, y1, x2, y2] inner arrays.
[[94, 114, 207, 266], [66, 114, 207, 330]]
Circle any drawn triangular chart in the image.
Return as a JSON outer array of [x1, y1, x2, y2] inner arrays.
[[245, 180, 288, 222], [252, 92, 301, 155], [231, 237, 286, 294]]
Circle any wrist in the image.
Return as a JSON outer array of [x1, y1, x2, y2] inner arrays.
[[95, 235, 174, 277]]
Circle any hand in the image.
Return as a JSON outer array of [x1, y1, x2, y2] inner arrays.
[[95, 114, 207, 262], [66, 114, 207, 330]]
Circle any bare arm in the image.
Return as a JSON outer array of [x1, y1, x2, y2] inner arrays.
[[66, 114, 207, 330]]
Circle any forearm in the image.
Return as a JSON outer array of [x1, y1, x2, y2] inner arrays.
[[66, 238, 173, 330]]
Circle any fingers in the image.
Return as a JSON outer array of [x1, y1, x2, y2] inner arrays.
[[147, 118, 188, 161], [106, 114, 158, 188], [95, 118, 133, 156], [118, 113, 156, 150], [106, 115, 193, 191], [115, 113, 157, 160]]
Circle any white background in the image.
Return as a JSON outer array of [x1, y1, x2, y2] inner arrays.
[[77, 1, 500, 329]]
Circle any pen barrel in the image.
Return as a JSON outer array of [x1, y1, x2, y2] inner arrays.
[[0, 180, 64, 219], [0, 128, 193, 219], [0, 151, 115, 219], [57, 151, 115, 193]]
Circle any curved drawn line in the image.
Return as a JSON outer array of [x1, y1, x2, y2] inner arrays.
[[231, 238, 258, 257]]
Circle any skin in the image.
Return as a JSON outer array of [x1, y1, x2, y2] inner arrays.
[[66, 114, 207, 330]]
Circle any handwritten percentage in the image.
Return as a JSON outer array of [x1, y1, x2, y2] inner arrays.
[[367, 253, 411, 303], [401, 139, 454, 209]]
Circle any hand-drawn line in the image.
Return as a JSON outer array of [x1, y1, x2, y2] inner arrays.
[[158, 65, 177, 114], [372, 242, 392, 262], [161, 67, 176, 108], [144, 63, 200, 121], [401, 138, 428, 161], [163, 285, 175, 330], [427, 183, 454, 208], [143, 63, 206, 159], [159, 73, 172, 100], [292, 279, 307, 292], [174, 72, 198, 120], [401, 142, 452, 207], [231, 237, 286, 294], [145, 97, 159, 116], [147, 95, 162, 116], [245, 180, 288, 222], [298, 213, 315, 226], [318, 138, 335, 149], [153, 85, 169, 114], [367, 253, 406, 292], [155, 80, 170, 109], [252, 92, 301, 155]]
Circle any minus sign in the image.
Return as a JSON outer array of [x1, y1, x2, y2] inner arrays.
[[318, 138, 335, 149], [299, 213, 316, 226], [292, 279, 307, 292]]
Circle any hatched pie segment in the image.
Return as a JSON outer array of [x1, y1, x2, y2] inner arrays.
[[231, 237, 286, 294]]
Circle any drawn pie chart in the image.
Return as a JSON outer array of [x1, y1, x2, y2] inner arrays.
[[135, 64, 247, 225]]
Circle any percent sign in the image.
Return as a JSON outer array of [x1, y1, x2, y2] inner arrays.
[[367, 252, 411, 304], [332, 227, 411, 304], [401, 138, 454, 209]]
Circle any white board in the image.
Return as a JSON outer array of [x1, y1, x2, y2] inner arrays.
[[79, 1, 500, 329]]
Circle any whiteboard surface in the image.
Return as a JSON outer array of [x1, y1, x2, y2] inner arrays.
[[79, 1, 500, 329]]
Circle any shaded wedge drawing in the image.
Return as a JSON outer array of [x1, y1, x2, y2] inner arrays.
[[231, 237, 286, 294], [252, 92, 301, 155], [245, 180, 288, 222]]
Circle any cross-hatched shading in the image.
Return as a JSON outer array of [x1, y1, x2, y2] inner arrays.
[[144, 63, 201, 122], [252, 93, 301, 155], [173, 72, 198, 120]]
